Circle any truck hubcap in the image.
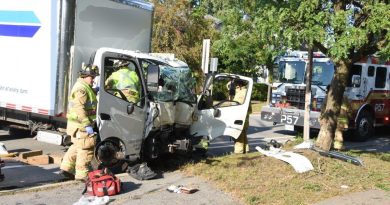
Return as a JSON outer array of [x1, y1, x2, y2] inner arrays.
[[358, 118, 369, 136]]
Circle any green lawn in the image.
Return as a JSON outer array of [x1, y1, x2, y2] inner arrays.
[[182, 142, 390, 205]]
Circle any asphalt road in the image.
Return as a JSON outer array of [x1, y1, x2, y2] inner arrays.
[[1, 114, 390, 205]]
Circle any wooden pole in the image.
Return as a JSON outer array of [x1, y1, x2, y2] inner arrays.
[[303, 47, 313, 141]]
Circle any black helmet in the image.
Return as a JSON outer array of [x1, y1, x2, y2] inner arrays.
[[79, 64, 99, 77]]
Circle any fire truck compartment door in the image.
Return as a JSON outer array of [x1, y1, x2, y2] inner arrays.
[[191, 74, 253, 140]]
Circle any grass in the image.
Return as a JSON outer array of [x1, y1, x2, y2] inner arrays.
[[181, 141, 390, 205]]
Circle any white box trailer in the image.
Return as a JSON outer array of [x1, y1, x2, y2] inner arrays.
[[0, 0, 254, 168], [0, 0, 154, 129]]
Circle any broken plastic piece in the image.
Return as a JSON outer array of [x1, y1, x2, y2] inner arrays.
[[255, 146, 314, 173], [293, 141, 314, 149]]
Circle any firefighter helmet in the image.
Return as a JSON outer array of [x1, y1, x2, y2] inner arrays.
[[79, 64, 99, 77]]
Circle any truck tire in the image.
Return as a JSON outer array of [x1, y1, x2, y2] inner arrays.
[[91, 139, 128, 174], [354, 110, 374, 142]]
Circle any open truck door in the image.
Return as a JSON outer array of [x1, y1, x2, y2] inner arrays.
[[93, 48, 147, 161], [191, 74, 253, 141]]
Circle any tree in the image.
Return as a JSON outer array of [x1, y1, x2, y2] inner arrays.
[[250, 0, 390, 150], [150, 0, 217, 89], [200, 0, 279, 77]]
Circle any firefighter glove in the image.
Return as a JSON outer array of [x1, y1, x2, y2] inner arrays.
[[85, 126, 94, 135]]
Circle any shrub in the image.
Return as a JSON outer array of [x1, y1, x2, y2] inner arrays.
[[251, 83, 268, 101]]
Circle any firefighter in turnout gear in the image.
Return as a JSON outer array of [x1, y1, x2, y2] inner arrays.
[[105, 60, 140, 103], [60, 64, 99, 181]]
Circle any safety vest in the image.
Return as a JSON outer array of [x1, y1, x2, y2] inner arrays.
[[108, 68, 140, 92], [67, 78, 97, 128]]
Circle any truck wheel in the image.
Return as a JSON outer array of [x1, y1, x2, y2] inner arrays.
[[92, 140, 128, 174], [354, 110, 374, 142]]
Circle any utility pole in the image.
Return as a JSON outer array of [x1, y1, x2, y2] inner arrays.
[[303, 47, 313, 141]]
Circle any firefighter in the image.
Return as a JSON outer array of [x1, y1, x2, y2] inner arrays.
[[230, 80, 251, 154], [105, 60, 140, 103], [59, 64, 99, 181]]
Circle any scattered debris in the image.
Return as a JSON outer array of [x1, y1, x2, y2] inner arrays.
[[19, 150, 43, 160], [293, 140, 314, 149], [49, 154, 63, 165], [27, 155, 50, 165], [255, 146, 314, 173], [341, 185, 349, 189], [0, 152, 17, 158], [0, 142, 8, 155], [128, 163, 157, 180], [311, 147, 363, 166], [167, 185, 198, 194], [72, 195, 109, 205], [267, 139, 282, 149]]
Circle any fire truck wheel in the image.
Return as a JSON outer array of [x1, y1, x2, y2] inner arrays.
[[354, 110, 373, 142]]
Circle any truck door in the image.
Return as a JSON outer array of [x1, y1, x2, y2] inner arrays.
[[191, 74, 253, 140], [93, 49, 146, 158]]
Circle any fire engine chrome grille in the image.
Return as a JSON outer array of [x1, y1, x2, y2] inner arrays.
[[286, 87, 305, 109]]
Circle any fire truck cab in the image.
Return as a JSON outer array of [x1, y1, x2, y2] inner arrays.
[[260, 51, 334, 131]]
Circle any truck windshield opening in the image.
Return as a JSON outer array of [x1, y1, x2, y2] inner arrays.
[[310, 62, 335, 86], [276, 61, 305, 84]]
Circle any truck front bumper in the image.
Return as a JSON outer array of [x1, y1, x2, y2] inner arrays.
[[260, 106, 321, 129]]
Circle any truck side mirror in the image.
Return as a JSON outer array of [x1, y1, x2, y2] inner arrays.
[[351, 75, 361, 87], [147, 64, 159, 92]]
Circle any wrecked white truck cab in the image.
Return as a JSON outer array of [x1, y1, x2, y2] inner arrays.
[[92, 48, 253, 167]]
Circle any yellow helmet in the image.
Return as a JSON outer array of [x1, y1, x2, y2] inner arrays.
[[79, 64, 99, 77]]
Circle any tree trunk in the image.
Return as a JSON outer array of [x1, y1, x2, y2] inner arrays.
[[315, 60, 351, 150]]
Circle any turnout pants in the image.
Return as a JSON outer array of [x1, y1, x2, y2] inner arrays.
[[60, 129, 95, 180]]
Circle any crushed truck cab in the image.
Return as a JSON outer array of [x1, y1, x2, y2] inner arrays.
[[92, 48, 253, 166]]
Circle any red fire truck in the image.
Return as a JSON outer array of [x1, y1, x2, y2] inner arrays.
[[261, 54, 390, 141]]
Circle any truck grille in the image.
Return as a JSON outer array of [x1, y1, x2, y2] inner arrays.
[[286, 87, 305, 109]]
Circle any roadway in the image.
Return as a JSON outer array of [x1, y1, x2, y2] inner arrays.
[[0, 114, 389, 204]]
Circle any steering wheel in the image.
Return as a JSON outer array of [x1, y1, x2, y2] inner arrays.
[[213, 100, 240, 107]]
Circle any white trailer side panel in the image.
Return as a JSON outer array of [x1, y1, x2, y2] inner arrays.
[[71, 0, 153, 85], [0, 0, 59, 116]]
